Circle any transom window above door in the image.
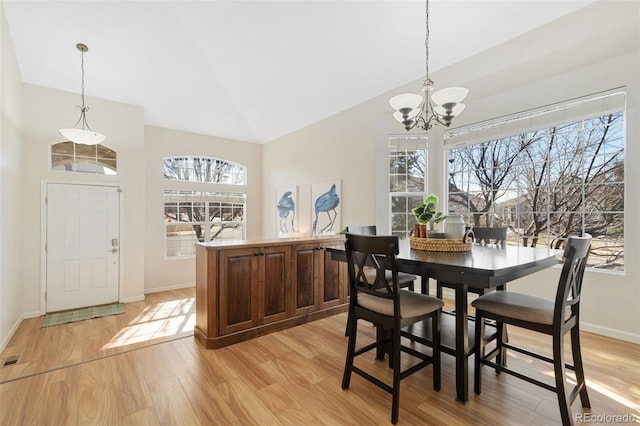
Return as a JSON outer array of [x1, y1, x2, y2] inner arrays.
[[50, 141, 117, 175]]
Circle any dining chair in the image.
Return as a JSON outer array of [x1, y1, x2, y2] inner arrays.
[[345, 226, 416, 292], [472, 234, 592, 426], [436, 226, 509, 356], [342, 233, 443, 424], [471, 226, 508, 247], [344, 226, 418, 337]]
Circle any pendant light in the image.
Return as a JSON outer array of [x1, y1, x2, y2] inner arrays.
[[389, 1, 468, 131], [59, 43, 106, 145]]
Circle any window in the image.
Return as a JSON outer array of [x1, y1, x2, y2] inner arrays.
[[51, 141, 117, 174], [389, 136, 427, 238], [163, 156, 245, 184], [447, 109, 625, 271], [164, 190, 245, 258]]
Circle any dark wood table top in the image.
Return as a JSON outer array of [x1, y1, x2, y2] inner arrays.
[[326, 239, 561, 289]]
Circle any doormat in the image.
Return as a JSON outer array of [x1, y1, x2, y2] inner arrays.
[[42, 303, 124, 327]]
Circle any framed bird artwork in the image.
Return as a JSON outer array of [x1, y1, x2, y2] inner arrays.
[[311, 181, 341, 236], [276, 186, 297, 236]]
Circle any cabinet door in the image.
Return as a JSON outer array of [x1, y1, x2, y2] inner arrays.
[[259, 246, 290, 324], [319, 248, 346, 309], [219, 248, 259, 334], [291, 243, 320, 315]]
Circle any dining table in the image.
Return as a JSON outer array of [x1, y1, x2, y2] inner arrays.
[[325, 238, 561, 402]]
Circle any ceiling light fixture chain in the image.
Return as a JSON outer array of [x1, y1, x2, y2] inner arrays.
[[58, 42, 106, 145], [389, 0, 468, 133]]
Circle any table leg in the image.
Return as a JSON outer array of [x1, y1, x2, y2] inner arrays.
[[420, 275, 428, 295], [455, 283, 469, 402]]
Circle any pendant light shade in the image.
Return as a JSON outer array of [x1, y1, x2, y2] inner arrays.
[[58, 43, 106, 145], [59, 127, 106, 145]]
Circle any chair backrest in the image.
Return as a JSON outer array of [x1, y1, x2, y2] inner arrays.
[[346, 225, 377, 236], [554, 234, 592, 325], [345, 233, 400, 301], [472, 227, 507, 247]]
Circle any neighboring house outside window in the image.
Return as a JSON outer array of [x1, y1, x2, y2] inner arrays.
[[446, 97, 625, 271], [163, 156, 246, 258], [389, 136, 427, 238]]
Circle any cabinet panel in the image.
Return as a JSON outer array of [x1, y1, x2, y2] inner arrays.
[[260, 246, 290, 324], [293, 244, 319, 315], [219, 248, 259, 334], [319, 249, 344, 309]]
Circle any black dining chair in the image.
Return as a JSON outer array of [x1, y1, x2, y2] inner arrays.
[[472, 226, 507, 247], [346, 226, 416, 292], [342, 233, 443, 424], [472, 234, 592, 426]]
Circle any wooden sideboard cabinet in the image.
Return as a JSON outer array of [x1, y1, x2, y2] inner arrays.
[[195, 236, 347, 349]]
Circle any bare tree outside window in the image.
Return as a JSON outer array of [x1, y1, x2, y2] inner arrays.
[[447, 112, 624, 270], [164, 191, 246, 258], [163, 156, 246, 184]]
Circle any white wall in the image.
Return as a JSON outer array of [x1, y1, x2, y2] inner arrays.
[[0, 4, 24, 349], [20, 83, 146, 315], [144, 125, 262, 293], [263, 1, 640, 342]]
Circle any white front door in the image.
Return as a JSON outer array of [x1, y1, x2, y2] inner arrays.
[[46, 183, 120, 312]]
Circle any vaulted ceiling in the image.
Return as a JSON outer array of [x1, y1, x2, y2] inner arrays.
[[3, 1, 597, 143]]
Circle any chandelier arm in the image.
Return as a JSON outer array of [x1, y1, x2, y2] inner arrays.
[[81, 108, 94, 132]]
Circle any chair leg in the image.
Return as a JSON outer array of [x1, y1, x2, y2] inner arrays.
[[495, 322, 505, 373], [552, 332, 573, 426], [408, 281, 415, 292], [432, 311, 441, 391], [342, 313, 357, 390], [571, 325, 591, 408], [474, 311, 484, 395], [391, 327, 401, 424]]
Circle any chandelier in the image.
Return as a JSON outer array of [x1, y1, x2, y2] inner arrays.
[[389, 0, 468, 131], [59, 43, 106, 145]]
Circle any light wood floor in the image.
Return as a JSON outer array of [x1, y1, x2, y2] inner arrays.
[[1, 287, 638, 425]]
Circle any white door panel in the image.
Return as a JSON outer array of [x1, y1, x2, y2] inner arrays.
[[47, 183, 120, 312]]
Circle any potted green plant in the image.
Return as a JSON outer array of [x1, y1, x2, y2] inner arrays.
[[412, 194, 445, 237]]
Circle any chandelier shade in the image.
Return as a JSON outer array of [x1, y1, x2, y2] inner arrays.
[[59, 127, 106, 145], [389, 1, 469, 132], [58, 43, 106, 145], [431, 87, 469, 106]]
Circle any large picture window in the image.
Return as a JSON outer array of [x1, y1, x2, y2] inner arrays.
[[164, 190, 245, 258], [389, 136, 427, 238], [447, 111, 624, 271]]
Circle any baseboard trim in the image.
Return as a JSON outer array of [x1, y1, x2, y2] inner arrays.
[[0, 314, 26, 352], [144, 282, 195, 294], [121, 295, 145, 303], [582, 322, 640, 344]]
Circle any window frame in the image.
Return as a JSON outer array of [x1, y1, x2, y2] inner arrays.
[[444, 93, 626, 273], [164, 190, 246, 260], [388, 135, 428, 239]]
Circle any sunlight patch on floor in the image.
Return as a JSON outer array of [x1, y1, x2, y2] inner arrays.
[[101, 297, 195, 350], [587, 379, 640, 413]]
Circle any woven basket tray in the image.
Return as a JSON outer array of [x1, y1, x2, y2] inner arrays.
[[410, 236, 472, 252]]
